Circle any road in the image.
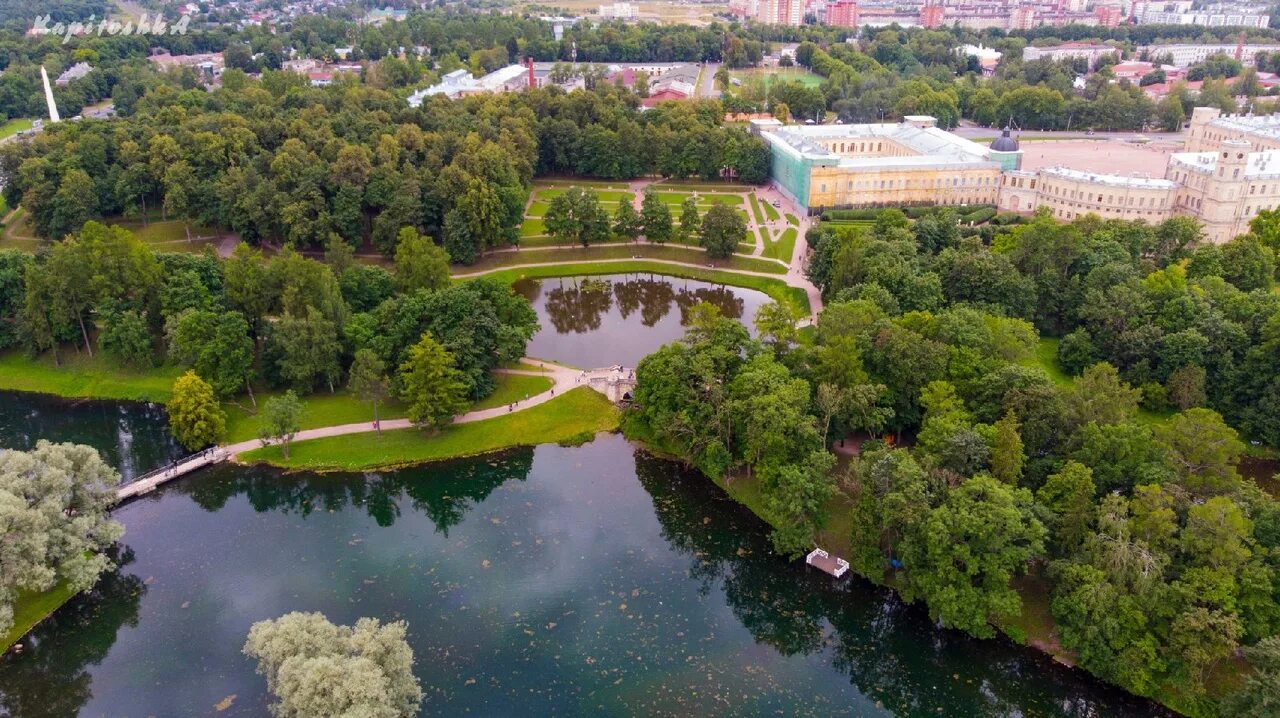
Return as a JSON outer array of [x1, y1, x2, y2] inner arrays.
[[699, 62, 720, 99]]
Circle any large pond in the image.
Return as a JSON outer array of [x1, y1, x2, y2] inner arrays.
[[0, 435, 1169, 717], [0, 391, 183, 481], [514, 274, 771, 367]]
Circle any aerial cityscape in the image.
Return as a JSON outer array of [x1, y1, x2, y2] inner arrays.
[[3, 1, 1280, 716]]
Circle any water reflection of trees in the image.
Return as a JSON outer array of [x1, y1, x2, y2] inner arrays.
[[632, 448, 1173, 718], [539, 275, 747, 335], [544, 278, 614, 334], [177, 450, 535, 536], [0, 548, 146, 718]]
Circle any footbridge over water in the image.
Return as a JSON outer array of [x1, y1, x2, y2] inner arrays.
[[114, 362, 639, 503], [579, 365, 637, 403]]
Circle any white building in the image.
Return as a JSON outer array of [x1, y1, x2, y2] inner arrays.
[[598, 2, 637, 19], [408, 65, 531, 106], [1143, 44, 1280, 68]]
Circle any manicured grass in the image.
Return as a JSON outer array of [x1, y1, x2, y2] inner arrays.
[[785, 213, 799, 226], [533, 179, 631, 190], [748, 193, 766, 224], [534, 189, 634, 203], [467, 261, 811, 315], [526, 201, 549, 217], [222, 373, 549, 443], [460, 243, 787, 274], [240, 387, 620, 471], [518, 235, 629, 248], [0, 351, 183, 403], [472, 373, 553, 410], [656, 181, 757, 192], [0, 117, 33, 140], [764, 227, 797, 262], [3, 580, 76, 650], [223, 390, 407, 444], [762, 201, 781, 222], [730, 67, 824, 89], [520, 218, 547, 237]]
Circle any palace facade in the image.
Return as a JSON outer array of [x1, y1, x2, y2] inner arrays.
[[757, 108, 1280, 244]]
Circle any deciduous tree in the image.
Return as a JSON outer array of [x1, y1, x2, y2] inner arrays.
[[167, 370, 227, 450]]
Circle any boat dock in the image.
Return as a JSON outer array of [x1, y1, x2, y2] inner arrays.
[[805, 548, 850, 578]]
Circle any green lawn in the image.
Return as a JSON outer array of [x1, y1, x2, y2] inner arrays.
[[467, 261, 810, 315], [0, 117, 33, 140], [460, 243, 787, 275], [240, 387, 620, 471], [731, 68, 824, 89], [533, 179, 631, 190], [0, 351, 183, 403], [785, 213, 799, 226], [1022, 337, 1071, 387], [655, 181, 757, 192], [223, 390, 406, 444], [762, 201, 781, 222], [534, 189, 635, 203], [3, 580, 77, 650], [520, 218, 547, 237], [526, 201, 549, 217], [122, 219, 217, 244], [765, 227, 797, 262], [472, 373, 553, 410], [518, 235, 629, 248], [223, 372, 551, 443], [748, 194, 766, 224]]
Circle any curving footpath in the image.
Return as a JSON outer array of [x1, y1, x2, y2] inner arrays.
[[115, 361, 614, 501]]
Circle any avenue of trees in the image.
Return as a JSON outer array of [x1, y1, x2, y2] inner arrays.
[[632, 206, 1280, 715]]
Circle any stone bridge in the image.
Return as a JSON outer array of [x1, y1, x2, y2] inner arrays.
[[580, 365, 638, 403]]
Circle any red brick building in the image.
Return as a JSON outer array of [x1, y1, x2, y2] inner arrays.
[[826, 0, 859, 27]]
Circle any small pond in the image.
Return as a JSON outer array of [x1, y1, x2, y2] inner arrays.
[[513, 274, 771, 368]]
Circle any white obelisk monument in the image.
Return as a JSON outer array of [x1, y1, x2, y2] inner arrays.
[[40, 66, 60, 123]]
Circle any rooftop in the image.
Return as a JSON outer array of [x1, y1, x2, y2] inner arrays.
[[1171, 149, 1280, 178], [761, 121, 999, 171], [1041, 166, 1177, 189]]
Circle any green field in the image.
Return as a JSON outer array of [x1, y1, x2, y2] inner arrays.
[[3, 580, 76, 650], [468, 261, 810, 315], [0, 117, 33, 140], [731, 68, 824, 89], [223, 372, 552, 443], [240, 387, 619, 471], [0, 351, 183, 403], [534, 189, 635, 203], [520, 218, 547, 237], [765, 227, 797, 262], [462, 243, 785, 274]]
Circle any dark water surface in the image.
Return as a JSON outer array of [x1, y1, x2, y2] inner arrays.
[[0, 435, 1170, 717], [0, 390, 182, 481], [514, 274, 771, 367]]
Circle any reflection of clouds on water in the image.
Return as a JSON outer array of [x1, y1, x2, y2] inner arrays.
[[0, 437, 1174, 718]]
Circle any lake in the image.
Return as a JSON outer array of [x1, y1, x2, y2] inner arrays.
[[0, 435, 1169, 717], [514, 274, 771, 368], [0, 390, 183, 481]]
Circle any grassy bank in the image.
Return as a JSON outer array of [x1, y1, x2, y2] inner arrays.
[[3, 581, 76, 651], [464, 244, 787, 275], [239, 387, 619, 471], [223, 373, 550, 443], [462, 261, 811, 315], [0, 351, 182, 403]]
